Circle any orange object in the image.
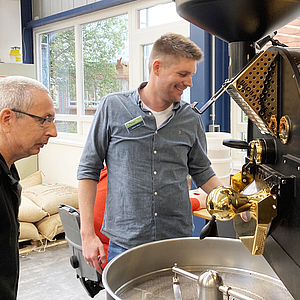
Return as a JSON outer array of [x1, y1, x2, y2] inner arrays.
[[190, 197, 201, 211], [94, 167, 109, 269]]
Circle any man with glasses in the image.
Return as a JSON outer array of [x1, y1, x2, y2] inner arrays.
[[0, 76, 57, 299]]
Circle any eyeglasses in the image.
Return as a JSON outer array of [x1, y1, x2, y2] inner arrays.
[[11, 109, 55, 126]]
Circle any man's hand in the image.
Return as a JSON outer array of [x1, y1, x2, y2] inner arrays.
[[201, 175, 224, 194], [81, 232, 107, 274], [78, 179, 106, 274]]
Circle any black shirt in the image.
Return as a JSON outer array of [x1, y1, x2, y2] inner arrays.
[[0, 153, 21, 300]]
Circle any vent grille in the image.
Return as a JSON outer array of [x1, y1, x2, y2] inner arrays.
[[228, 51, 278, 136]]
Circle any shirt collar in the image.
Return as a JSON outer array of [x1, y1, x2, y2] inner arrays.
[[137, 82, 181, 111], [0, 153, 20, 187]]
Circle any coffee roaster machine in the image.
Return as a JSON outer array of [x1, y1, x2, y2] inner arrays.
[[101, 1, 300, 298], [174, 0, 300, 299], [60, 1, 300, 299]]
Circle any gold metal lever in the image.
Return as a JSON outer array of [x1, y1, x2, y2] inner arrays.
[[206, 185, 277, 255]]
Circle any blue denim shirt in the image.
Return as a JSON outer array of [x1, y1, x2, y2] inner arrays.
[[77, 83, 215, 249]]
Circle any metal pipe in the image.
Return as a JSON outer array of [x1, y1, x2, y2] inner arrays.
[[172, 266, 198, 281], [228, 41, 256, 78], [211, 35, 216, 128], [219, 285, 255, 300]]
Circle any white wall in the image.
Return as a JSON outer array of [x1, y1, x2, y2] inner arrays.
[[0, 0, 22, 63], [38, 138, 85, 187], [0, 1, 83, 186], [33, 0, 100, 19], [0, 0, 38, 180]]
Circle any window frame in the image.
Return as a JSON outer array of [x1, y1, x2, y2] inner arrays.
[[33, 0, 189, 142]]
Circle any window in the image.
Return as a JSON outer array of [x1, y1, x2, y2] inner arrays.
[[34, 0, 189, 137], [139, 2, 181, 28], [41, 28, 77, 133], [273, 18, 300, 47], [143, 44, 152, 81], [82, 14, 129, 115], [41, 28, 76, 115]]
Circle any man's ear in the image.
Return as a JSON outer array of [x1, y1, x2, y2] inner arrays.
[[0, 109, 14, 133], [152, 59, 162, 76]]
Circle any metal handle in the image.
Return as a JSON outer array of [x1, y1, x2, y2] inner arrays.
[[190, 78, 234, 115], [173, 276, 183, 300], [199, 216, 216, 239], [219, 285, 255, 300], [222, 139, 249, 150]]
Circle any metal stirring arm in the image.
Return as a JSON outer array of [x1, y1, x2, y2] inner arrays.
[[173, 274, 183, 300], [190, 51, 263, 116], [172, 265, 255, 300], [190, 76, 235, 115]]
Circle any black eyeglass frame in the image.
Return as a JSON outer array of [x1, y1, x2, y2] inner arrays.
[[11, 109, 55, 125]]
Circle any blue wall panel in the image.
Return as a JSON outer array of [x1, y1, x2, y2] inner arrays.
[[190, 24, 230, 132], [20, 0, 33, 64], [214, 37, 230, 132], [190, 24, 212, 131]]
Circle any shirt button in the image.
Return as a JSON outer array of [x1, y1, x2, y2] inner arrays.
[[154, 192, 157, 195], [154, 150, 157, 154], [155, 131, 158, 134], [154, 171, 157, 175], [154, 213, 158, 217]]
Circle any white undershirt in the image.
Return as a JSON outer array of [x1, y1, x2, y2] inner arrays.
[[142, 102, 173, 128]]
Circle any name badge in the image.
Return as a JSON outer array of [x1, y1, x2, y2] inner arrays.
[[125, 116, 144, 132]]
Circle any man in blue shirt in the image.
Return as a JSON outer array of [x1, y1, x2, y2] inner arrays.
[[77, 33, 224, 274]]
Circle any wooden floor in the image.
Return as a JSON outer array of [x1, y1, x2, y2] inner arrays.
[[19, 235, 68, 256]]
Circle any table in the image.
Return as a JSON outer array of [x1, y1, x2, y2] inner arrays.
[[193, 209, 211, 220]]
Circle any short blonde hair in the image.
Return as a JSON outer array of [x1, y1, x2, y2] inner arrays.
[[149, 32, 203, 72]]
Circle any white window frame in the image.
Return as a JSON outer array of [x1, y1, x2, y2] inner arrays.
[[231, 99, 247, 170], [33, 0, 189, 145]]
